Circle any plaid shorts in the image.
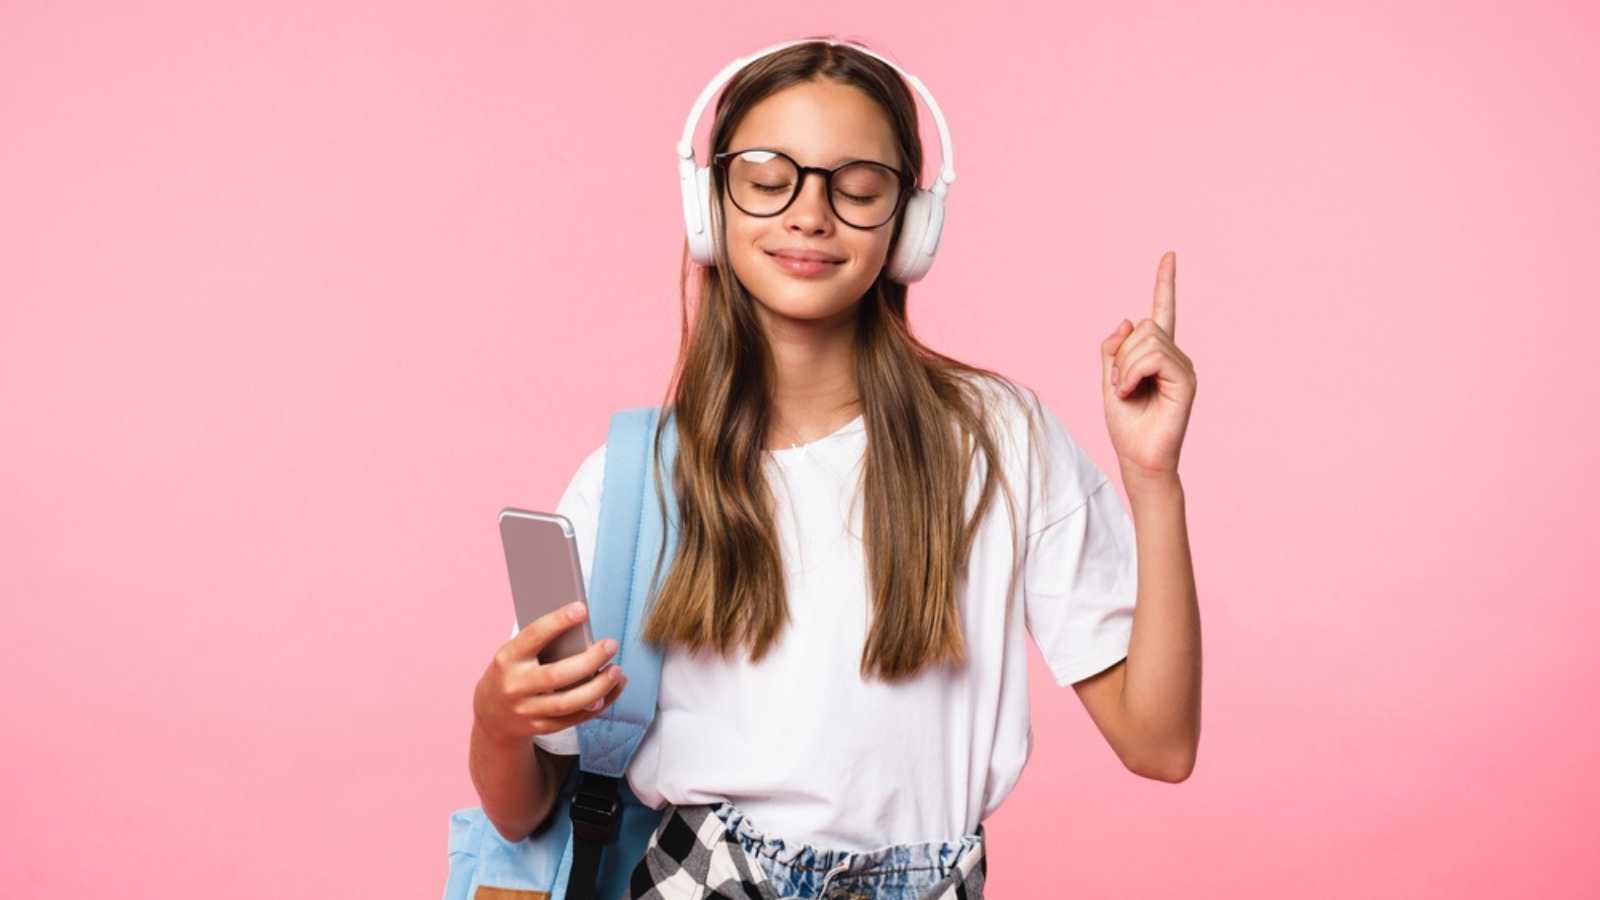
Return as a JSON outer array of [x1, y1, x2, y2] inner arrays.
[[627, 801, 987, 899]]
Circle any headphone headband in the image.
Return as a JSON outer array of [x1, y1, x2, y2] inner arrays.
[[675, 38, 956, 191]]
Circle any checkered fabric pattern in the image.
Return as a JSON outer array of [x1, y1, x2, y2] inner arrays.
[[626, 804, 987, 900], [627, 802, 769, 899]]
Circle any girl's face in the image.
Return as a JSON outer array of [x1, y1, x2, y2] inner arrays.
[[719, 79, 904, 325]]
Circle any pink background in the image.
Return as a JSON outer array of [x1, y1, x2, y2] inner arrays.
[[3, 1, 1596, 896]]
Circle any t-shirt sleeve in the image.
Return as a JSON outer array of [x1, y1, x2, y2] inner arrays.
[[527, 442, 608, 757], [1020, 391, 1139, 687]]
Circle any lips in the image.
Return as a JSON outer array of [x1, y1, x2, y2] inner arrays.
[[766, 247, 845, 263], [766, 250, 842, 278]]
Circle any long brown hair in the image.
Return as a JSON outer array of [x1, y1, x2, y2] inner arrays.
[[640, 37, 1040, 682]]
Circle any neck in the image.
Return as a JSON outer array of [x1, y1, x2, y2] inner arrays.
[[757, 302, 862, 450]]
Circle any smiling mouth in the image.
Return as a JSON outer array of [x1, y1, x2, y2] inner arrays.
[[766, 251, 843, 277]]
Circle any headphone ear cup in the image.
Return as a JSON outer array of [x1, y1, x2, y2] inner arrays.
[[687, 165, 716, 266], [887, 189, 944, 284]]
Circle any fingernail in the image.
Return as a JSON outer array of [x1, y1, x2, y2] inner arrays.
[[603, 639, 618, 655], [1111, 365, 1119, 387], [587, 698, 603, 711], [567, 602, 585, 621]]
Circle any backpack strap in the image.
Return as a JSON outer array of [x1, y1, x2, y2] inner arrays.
[[566, 405, 679, 900]]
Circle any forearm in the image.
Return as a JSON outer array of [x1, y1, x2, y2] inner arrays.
[[1119, 470, 1202, 780], [468, 719, 563, 842]]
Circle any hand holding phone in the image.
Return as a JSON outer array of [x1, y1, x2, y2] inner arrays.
[[472, 507, 629, 746], [474, 599, 629, 746]]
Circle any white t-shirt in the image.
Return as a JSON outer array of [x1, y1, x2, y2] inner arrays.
[[513, 378, 1138, 850]]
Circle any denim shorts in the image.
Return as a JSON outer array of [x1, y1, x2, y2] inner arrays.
[[627, 799, 986, 900]]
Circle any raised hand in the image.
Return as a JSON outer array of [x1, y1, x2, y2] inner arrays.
[[1099, 251, 1197, 483]]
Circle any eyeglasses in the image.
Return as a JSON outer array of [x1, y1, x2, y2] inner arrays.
[[712, 148, 913, 230]]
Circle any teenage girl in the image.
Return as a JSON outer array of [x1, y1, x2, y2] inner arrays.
[[470, 37, 1201, 899]]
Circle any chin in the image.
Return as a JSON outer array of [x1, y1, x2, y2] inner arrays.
[[755, 288, 857, 320]]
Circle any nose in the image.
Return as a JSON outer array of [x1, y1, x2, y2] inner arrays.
[[784, 169, 834, 234]]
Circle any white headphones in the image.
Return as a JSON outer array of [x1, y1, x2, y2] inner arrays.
[[676, 38, 957, 284]]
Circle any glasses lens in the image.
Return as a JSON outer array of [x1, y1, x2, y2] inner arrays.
[[724, 151, 903, 228], [830, 161, 902, 228], [726, 151, 800, 217]]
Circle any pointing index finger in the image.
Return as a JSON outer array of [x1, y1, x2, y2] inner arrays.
[[1152, 250, 1176, 339]]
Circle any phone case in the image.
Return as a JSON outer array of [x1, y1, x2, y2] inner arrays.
[[498, 507, 594, 664]]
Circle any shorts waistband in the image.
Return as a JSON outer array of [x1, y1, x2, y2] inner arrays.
[[710, 801, 985, 887]]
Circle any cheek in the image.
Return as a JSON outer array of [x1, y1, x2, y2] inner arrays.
[[859, 232, 893, 267], [719, 198, 763, 261]]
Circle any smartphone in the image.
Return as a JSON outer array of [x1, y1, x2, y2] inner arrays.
[[498, 507, 594, 665]]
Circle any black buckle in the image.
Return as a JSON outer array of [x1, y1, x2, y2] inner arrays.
[[569, 771, 621, 844]]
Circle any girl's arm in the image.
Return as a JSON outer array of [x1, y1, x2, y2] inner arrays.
[[1073, 471, 1201, 782], [1077, 251, 1201, 781], [469, 722, 570, 841]]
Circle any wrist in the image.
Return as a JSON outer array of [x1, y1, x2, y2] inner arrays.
[[1120, 465, 1183, 502], [472, 717, 528, 754]]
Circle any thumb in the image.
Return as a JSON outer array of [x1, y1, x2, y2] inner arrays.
[[1101, 319, 1132, 391]]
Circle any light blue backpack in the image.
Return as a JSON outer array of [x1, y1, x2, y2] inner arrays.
[[445, 406, 681, 900]]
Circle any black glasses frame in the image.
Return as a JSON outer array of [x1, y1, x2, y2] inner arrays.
[[712, 148, 915, 230]]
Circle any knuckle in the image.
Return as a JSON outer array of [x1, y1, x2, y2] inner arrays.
[[494, 676, 517, 702], [538, 687, 570, 716], [532, 665, 557, 695], [520, 694, 550, 719]]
